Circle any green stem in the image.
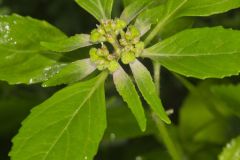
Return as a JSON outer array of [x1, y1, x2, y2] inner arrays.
[[152, 63, 183, 160]]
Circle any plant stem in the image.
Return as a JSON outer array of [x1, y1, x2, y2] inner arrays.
[[152, 62, 183, 160]]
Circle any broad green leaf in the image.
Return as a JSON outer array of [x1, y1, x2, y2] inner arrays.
[[179, 0, 240, 18], [10, 72, 108, 160], [143, 27, 240, 79], [75, 0, 113, 21], [41, 34, 92, 53], [130, 60, 170, 124], [120, 0, 153, 25], [211, 84, 240, 118], [42, 59, 96, 87], [0, 14, 67, 84], [138, 0, 240, 43], [113, 67, 146, 131], [219, 136, 240, 160]]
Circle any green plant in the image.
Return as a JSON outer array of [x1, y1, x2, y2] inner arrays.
[[1, 0, 240, 159]]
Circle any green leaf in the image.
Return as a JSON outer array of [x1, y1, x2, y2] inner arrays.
[[143, 27, 240, 79], [0, 14, 67, 84], [211, 84, 240, 118], [113, 67, 146, 131], [219, 136, 240, 160], [10, 72, 108, 160], [42, 59, 96, 87], [75, 0, 113, 21], [130, 60, 170, 124], [138, 0, 240, 43], [120, 0, 153, 25], [41, 34, 93, 53], [178, 0, 240, 17]]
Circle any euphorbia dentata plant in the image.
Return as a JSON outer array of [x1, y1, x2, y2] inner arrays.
[[1, 0, 240, 159]]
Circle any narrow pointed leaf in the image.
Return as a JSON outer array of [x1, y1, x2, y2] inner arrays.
[[42, 59, 96, 87], [10, 72, 108, 160], [41, 34, 93, 53], [219, 136, 240, 160], [120, 0, 153, 25], [130, 60, 170, 124], [143, 27, 240, 79], [75, 0, 113, 21], [0, 14, 67, 84], [113, 67, 146, 131]]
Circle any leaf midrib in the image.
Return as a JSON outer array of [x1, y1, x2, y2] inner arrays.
[[41, 73, 107, 160], [143, 51, 240, 58]]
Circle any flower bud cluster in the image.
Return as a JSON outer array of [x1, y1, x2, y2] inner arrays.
[[90, 45, 119, 72], [89, 19, 145, 72]]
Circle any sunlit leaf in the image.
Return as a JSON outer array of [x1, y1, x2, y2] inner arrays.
[[10, 72, 108, 160], [0, 14, 67, 84], [113, 67, 146, 131], [144, 27, 240, 79], [130, 60, 170, 124]]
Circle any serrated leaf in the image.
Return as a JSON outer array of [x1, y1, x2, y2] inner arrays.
[[0, 14, 67, 84], [41, 34, 93, 53], [179, 0, 240, 17], [219, 136, 240, 160], [143, 27, 240, 79], [120, 0, 153, 25], [137, 0, 240, 43], [10, 72, 108, 160], [42, 59, 96, 87], [130, 60, 170, 124], [113, 67, 146, 131], [75, 0, 113, 21]]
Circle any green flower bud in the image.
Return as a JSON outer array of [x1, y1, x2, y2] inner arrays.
[[90, 29, 102, 42], [108, 60, 119, 72], [97, 26, 105, 35], [121, 51, 136, 64], [106, 34, 115, 44], [130, 26, 140, 38], [89, 48, 99, 62], [115, 19, 126, 30], [97, 45, 109, 57], [97, 64, 107, 70]]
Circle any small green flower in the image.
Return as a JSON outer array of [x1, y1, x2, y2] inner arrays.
[[90, 29, 105, 42], [108, 60, 120, 72], [121, 51, 136, 64]]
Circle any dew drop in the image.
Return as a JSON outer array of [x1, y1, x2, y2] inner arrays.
[[135, 156, 143, 160], [29, 78, 34, 84], [110, 133, 116, 141], [84, 156, 88, 160]]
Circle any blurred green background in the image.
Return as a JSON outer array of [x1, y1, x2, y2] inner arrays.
[[1, 0, 240, 159]]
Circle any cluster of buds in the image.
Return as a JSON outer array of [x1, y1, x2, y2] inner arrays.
[[89, 18, 145, 72], [89, 45, 119, 72], [119, 25, 144, 64]]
